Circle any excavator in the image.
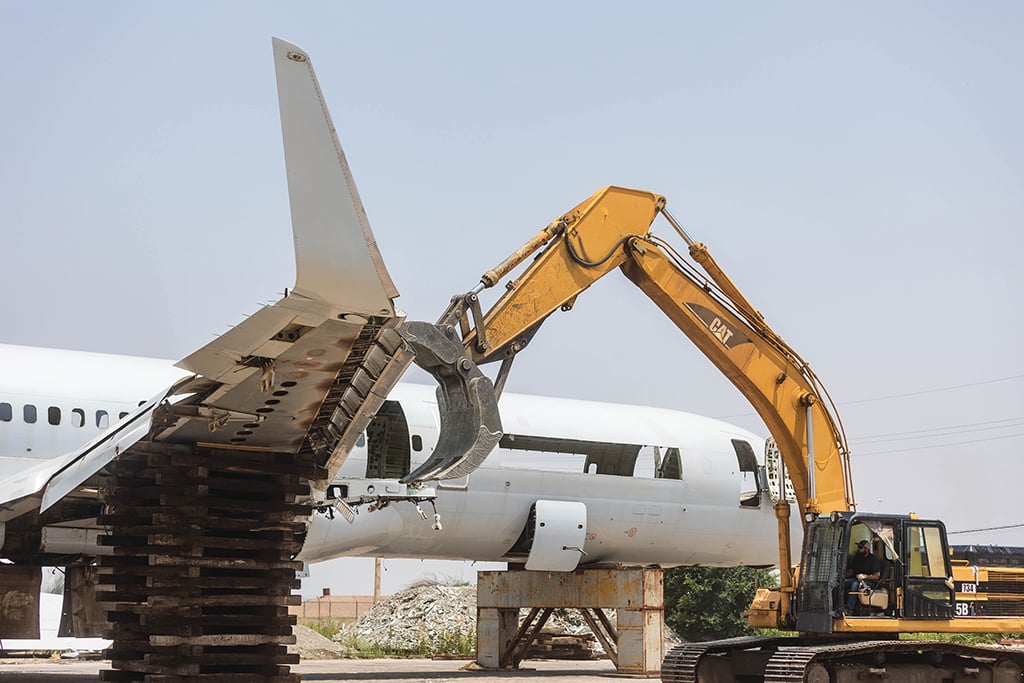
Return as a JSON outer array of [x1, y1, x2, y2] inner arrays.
[[399, 186, 1024, 682]]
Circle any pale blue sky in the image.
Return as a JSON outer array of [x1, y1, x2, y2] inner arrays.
[[2, 3, 1022, 592]]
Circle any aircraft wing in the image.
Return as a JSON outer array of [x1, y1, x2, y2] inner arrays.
[[0, 38, 413, 524]]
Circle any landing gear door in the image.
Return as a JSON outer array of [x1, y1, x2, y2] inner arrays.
[[525, 500, 588, 571]]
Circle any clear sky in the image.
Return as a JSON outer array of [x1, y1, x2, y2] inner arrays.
[[3, 2, 1022, 594]]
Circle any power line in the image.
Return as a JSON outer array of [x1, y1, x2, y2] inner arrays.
[[948, 522, 1024, 535], [852, 416, 1024, 441], [841, 374, 1024, 406], [853, 432, 1024, 457], [715, 373, 1024, 420], [850, 418, 1024, 445]]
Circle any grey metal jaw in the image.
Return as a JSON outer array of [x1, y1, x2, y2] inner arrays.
[[397, 321, 503, 483]]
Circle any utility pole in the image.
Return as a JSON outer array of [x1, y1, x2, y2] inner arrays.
[[373, 557, 382, 604]]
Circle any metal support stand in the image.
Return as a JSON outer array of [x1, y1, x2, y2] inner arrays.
[[477, 565, 664, 677]]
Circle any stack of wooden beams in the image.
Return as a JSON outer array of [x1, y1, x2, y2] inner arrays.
[[97, 444, 318, 682]]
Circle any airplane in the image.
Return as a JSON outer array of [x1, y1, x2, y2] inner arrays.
[[0, 37, 798, 676], [0, 342, 797, 573]]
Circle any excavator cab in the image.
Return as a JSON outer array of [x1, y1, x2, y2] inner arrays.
[[796, 512, 956, 633]]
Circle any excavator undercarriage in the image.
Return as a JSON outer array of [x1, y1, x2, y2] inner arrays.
[[664, 637, 1024, 683]]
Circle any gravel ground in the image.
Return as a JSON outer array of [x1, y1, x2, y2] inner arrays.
[[0, 658, 624, 682]]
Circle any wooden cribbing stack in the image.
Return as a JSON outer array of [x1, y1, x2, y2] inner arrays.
[[97, 443, 321, 682]]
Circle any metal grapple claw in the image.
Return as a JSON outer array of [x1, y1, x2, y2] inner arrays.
[[397, 321, 503, 483]]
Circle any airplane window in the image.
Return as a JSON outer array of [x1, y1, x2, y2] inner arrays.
[[0, 402, 10, 422], [96, 410, 109, 429], [356, 433, 366, 448], [24, 404, 37, 424], [411, 435, 423, 452], [119, 411, 129, 419], [72, 408, 85, 428], [48, 406, 61, 426], [138, 400, 146, 407]]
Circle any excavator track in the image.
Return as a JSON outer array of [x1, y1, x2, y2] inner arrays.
[[662, 636, 786, 683], [663, 637, 1024, 683], [97, 443, 321, 682]]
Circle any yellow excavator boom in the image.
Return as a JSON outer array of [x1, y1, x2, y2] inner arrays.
[[458, 185, 853, 519]]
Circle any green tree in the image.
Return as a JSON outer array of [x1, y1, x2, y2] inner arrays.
[[664, 566, 774, 641]]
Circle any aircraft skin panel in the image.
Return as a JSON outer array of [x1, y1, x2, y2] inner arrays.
[[301, 383, 799, 569], [0, 343, 186, 401], [272, 37, 399, 314], [498, 390, 757, 450], [387, 382, 762, 454], [302, 466, 788, 568]]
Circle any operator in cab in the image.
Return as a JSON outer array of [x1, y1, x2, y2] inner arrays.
[[844, 539, 881, 615]]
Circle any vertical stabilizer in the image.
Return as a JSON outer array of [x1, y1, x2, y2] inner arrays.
[[272, 37, 399, 315]]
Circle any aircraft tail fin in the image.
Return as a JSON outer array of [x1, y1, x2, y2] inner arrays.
[[274, 39, 503, 483], [272, 37, 398, 316]]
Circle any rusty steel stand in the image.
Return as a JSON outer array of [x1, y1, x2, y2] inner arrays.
[[477, 566, 664, 677]]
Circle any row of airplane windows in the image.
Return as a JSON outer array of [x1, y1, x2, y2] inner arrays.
[[0, 402, 132, 428]]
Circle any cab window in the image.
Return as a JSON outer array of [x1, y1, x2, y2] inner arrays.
[[908, 525, 947, 578]]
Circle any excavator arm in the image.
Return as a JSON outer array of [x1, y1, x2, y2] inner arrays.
[[429, 185, 854, 518], [621, 236, 853, 517], [399, 185, 854, 627]]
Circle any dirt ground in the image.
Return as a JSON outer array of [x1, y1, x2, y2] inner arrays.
[[0, 658, 635, 682]]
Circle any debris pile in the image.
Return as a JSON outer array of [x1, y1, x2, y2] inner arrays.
[[335, 582, 616, 658], [337, 582, 477, 654]]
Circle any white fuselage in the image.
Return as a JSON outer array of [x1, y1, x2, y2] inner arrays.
[[0, 344, 188, 479], [0, 343, 795, 569], [303, 383, 790, 568]]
